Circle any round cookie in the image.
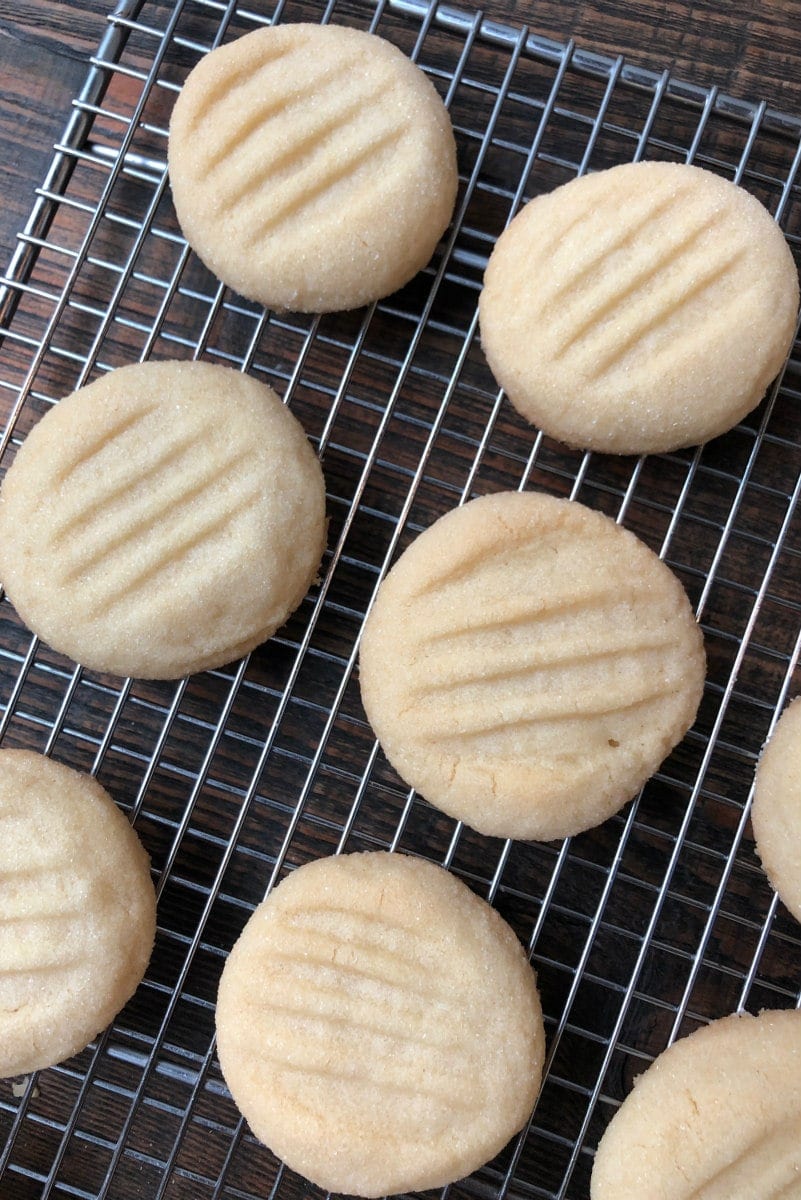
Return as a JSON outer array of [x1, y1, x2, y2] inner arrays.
[[479, 161, 799, 455], [359, 491, 705, 842], [0, 749, 156, 1077], [752, 696, 801, 923], [0, 360, 326, 679], [591, 1008, 801, 1199], [215, 851, 545, 1197], [168, 23, 458, 313]]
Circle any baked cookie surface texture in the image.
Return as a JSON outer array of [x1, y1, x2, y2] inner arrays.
[[0, 360, 326, 679], [752, 695, 801, 924], [479, 160, 799, 455], [215, 851, 545, 1197], [590, 1008, 801, 1199], [0, 749, 156, 1078], [168, 22, 458, 313], [359, 491, 706, 841]]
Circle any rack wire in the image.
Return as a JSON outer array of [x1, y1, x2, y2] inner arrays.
[[1, 0, 800, 1196]]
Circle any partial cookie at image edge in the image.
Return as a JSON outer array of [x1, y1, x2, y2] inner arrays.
[[752, 695, 801, 925], [590, 1008, 801, 1199], [0, 749, 156, 1078]]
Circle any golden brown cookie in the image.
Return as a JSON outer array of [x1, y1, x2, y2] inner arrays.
[[359, 491, 705, 841], [168, 23, 458, 313], [216, 851, 545, 1196], [0, 749, 156, 1077], [752, 696, 801, 924], [591, 1008, 801, 1199], [0, 360, 326, 679], [479, 161, 799, 454]]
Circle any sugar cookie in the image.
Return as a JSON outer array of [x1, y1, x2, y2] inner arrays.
[[359, 491, 705, 841], [479, 161, 799, 454], [591, 1008, 801, 1199], [216, 851, 545, 1196], [752, 696, 801, 924], [168, 23, 458, 313], [0, 749, 156, 1077], [0, 360, 326, 679]]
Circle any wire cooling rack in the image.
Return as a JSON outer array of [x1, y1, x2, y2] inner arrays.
[[1, 0, 800, 1197]]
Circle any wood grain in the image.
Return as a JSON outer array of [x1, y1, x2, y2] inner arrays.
[[0, 2, 108, 270], [507, 0, 801, 111], [2, 0, 801, 272], [1, 4, 799, 1199]]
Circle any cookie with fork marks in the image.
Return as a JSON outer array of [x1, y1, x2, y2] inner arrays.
[[0, 360, 326, 678], [168, 23, 458, 313], [479, 161, 798, 454], [359, 490, 705, 841], [216, 851, 545, 1196]]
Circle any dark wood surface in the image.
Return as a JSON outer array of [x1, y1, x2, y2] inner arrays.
[[2, 0, 801, 272], [1, 4, 800, 1198]]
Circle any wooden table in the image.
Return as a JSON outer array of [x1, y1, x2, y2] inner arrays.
[[2, 5, 800, 1199], [3, 0, 801, 271]]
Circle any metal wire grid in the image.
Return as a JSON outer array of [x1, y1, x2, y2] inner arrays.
[[1, 0, 800, 1196]]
